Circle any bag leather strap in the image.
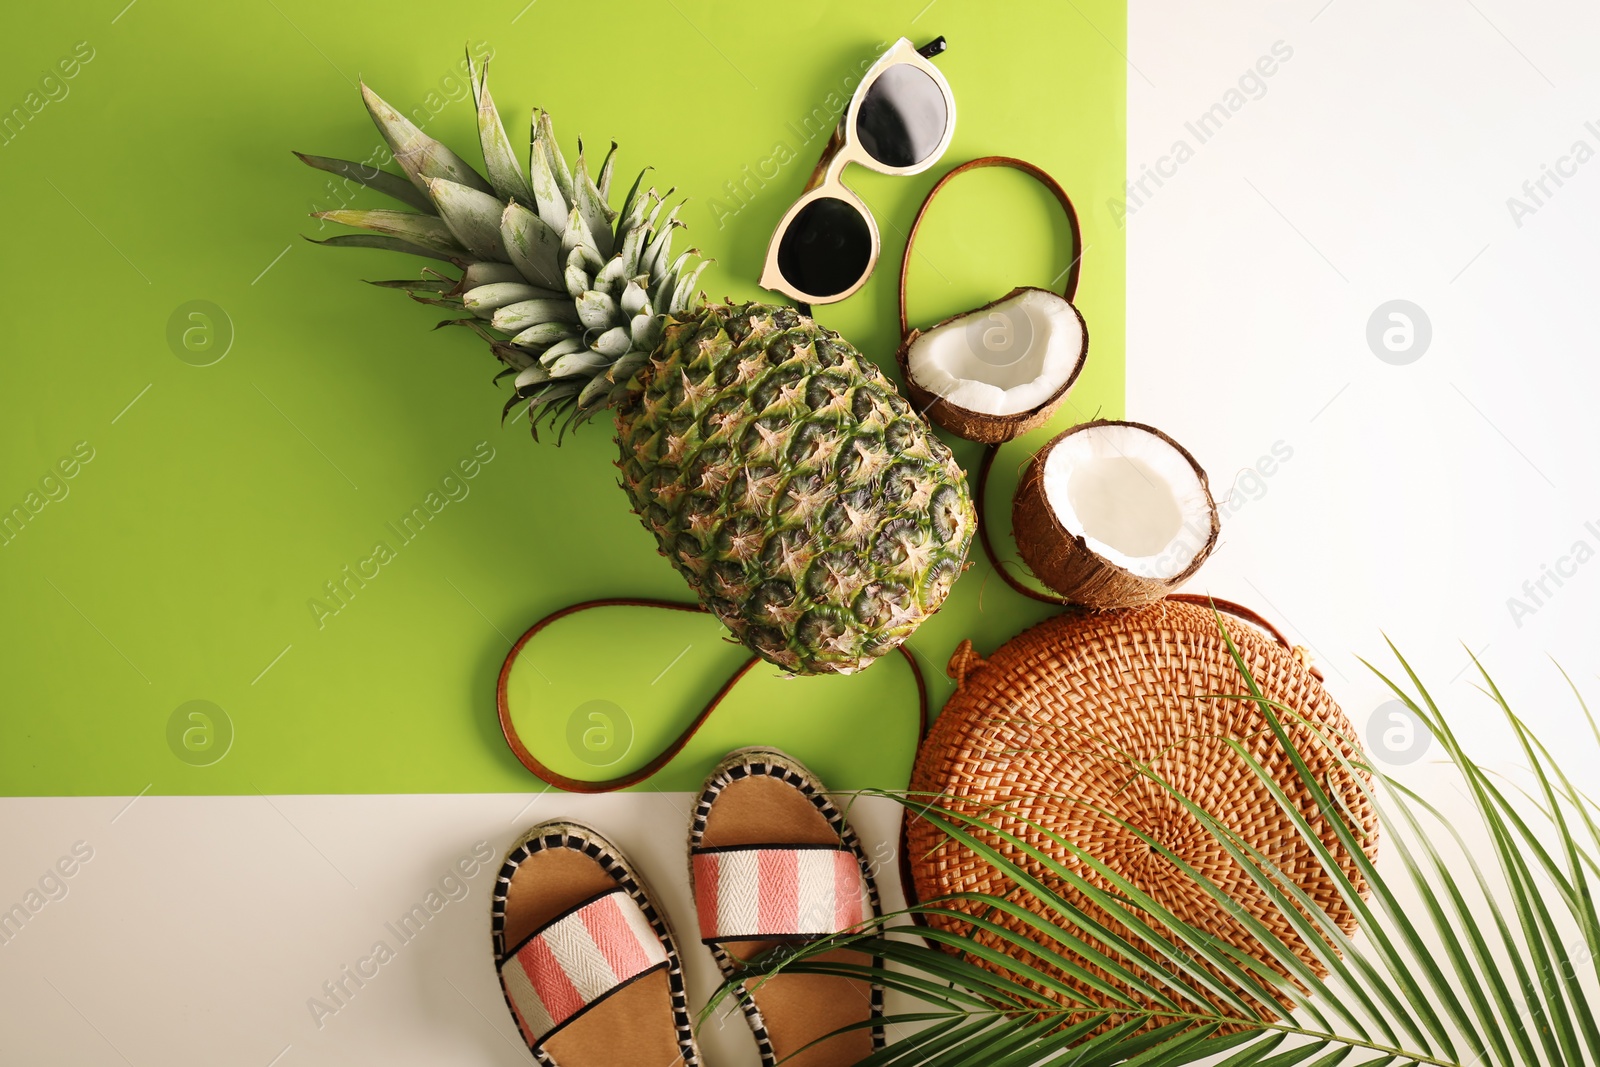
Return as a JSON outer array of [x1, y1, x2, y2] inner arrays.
[[898, 155, 1084, 339], [497, 598, 930, 793]]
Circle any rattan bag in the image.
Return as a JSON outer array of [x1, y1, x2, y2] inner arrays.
[[907, 598, 1379, 1020]]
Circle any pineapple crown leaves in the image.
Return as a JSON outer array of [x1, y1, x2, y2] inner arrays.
[[298, 48, 709, 442]]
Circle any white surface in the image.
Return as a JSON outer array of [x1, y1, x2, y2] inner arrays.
[[1125, 0, 1600, 778], [7, 2, 1600, 1063], [0, 793, 907, 1067]]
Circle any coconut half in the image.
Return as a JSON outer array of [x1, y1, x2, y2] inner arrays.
[[897, 286, 1088, 444], [1012, 420, 1219, 608]]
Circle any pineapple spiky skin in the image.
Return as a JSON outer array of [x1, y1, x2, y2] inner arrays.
[[617, 303, 974, 674], [302, 56, 975, 675]]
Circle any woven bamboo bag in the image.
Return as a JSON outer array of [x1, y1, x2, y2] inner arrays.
[[906, 598, 1380, 1023]]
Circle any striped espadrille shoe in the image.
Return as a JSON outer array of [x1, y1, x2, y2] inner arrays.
[[492, 821, 700, 1066], [688, 748, 883, 1067]]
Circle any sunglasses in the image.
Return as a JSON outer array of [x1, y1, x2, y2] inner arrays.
[[760, 37, 956, 306]]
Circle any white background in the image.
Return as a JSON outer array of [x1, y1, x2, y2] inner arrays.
[[5, 1, 1600, 1063]]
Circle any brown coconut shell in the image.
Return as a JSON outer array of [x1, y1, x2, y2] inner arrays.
[[1011, 419, 1219, 608], [895, 286, 1088, 444]]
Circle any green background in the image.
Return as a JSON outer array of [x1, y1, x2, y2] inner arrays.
[[0, 0, 1125, 795]]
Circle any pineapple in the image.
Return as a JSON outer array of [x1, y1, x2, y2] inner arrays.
[[298, 58, 974, 674]]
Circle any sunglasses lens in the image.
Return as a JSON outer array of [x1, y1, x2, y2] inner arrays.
[[776, 196, 872, 299], [857, 64, 948, 168]]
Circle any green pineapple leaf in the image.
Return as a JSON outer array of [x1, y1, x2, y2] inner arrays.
[[425, 178, 509, 262], [595, 139, 617, 204], [364, 278, 454, 293], [293, 152, 436, 213], [613, 168, 652, 247], [303, 232, 457, 263], [569, 141, 611, 259], [310, 209, 465, 257], [534, 109, 575, 214], [468, 53, 535, 206], [499, 202, 565, 291], [491, 298, 579, 333], [360, 82, 492, 196]]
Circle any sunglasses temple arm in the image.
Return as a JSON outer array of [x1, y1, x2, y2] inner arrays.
[[801, 122, 849, 192], [916, 35, 947, 59]]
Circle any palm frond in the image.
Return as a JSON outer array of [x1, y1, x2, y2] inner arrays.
[[724, 624, 1600, 1066]]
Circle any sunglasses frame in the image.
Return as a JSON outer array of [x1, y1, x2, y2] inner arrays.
[[760, 37, 957, 306]]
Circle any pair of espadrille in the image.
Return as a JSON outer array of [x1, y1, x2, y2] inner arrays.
[[491, 748, 881, 1067]]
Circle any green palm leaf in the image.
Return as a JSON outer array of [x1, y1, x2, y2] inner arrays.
[[722, 621, 1600, 1066]]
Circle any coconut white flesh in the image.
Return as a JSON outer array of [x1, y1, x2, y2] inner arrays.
[[1042, 424, 1212, 580], [907, 288, 1084, 416]]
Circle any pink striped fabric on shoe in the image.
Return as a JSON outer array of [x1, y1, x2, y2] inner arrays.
[[497, 888, 669, 1048], [692, 845, 871, 944]]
